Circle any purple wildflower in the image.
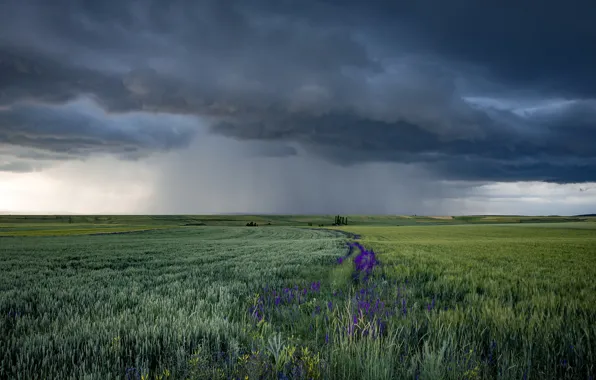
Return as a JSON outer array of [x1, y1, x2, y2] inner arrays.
[[327, 301, 333, 312], [353, 246, 378, 276], [358, 301, 371, 314], [125, 368, 141, 380], [311, 281, 321, 292]]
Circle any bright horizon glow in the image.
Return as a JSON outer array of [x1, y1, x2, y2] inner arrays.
[[1, 162, 594, 215], [0, 157, 154, 214]]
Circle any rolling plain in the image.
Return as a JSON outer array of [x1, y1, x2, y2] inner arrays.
[[1, 215, 594, 379]]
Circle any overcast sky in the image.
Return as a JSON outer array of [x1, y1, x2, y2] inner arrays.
[[1, 0, 595, 215]]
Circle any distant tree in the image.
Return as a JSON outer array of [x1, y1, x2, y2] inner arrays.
[[308, 222, 312, 226], [333, 215, 348, 225], [68, 216, 73, 224], [334, 215, 351, 226]]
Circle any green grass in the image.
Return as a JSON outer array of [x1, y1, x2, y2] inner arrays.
[[337, 223, 596, 379], [0, 224, 173, 237], [0, 227, 345, 379], [1, 220, 595, 379]]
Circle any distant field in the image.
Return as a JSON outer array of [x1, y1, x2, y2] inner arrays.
[[1, 214, 594, 237], [0, 224, 171, 237], [1, 219, 595, 379]]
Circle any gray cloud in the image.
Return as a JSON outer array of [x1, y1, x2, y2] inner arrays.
[[147, 136, 453, 215], [330, 0, 596, 96], [210, 100, 596, 183], [0, 160, 37, 173], [244, 142, 298, 158], [0, 98, 197, 164], [0, 0, 594, 183]]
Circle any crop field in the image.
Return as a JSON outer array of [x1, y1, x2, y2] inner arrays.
[[336, 223, 596, 379], [1, 219, 595, 379]]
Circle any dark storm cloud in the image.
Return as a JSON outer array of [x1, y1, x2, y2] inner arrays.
[[0, 0, 594, 181], [0, 99, 196, 161], [211, 97, 596, 182], [324, 0, 596, 96]]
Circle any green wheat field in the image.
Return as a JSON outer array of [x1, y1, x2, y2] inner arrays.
[[1, 215, 595, 379]]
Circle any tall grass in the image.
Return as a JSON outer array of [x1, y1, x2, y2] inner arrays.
[[1, 223, 594, 379], [333, 224, 596, 379], [0, 227, 343, 379]]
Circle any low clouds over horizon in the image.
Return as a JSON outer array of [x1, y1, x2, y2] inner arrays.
[[1, 0, 595, 214]]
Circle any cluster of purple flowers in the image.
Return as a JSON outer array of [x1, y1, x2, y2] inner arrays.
[[341, 241, 379, 282], [353, 248, 378, 274], [6, 310, 22, 318], [340, 281, 408, 339], [345, 304, 387, 339], [248, 240, 447, 348], [249, 282, 324, 323]]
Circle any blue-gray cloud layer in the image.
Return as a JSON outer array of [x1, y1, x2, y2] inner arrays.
[[1, 0, 595, 182]]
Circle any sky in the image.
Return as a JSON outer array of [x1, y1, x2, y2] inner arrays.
[[0, 0, 595, 215]]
